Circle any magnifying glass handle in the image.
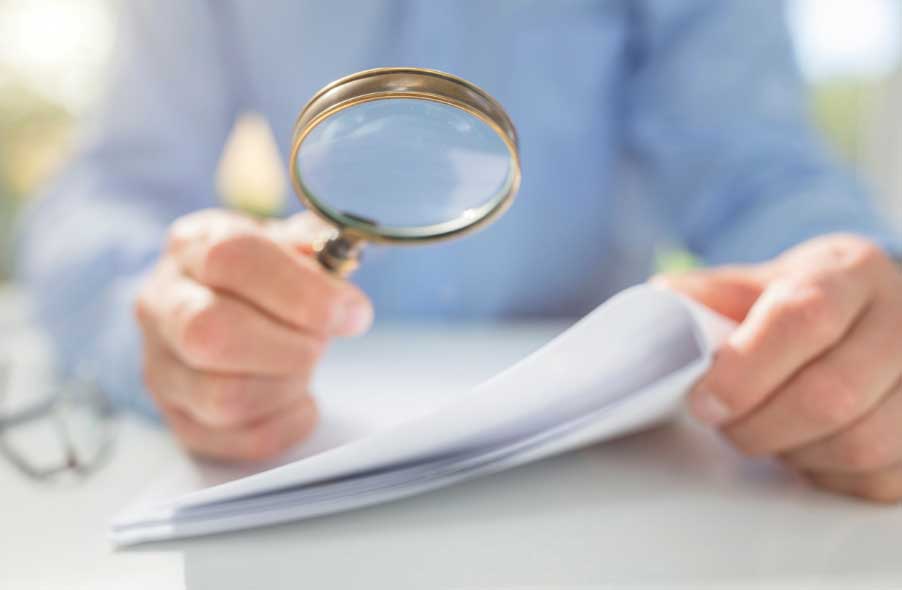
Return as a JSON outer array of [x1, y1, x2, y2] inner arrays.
[[315, 232, 364, 278]]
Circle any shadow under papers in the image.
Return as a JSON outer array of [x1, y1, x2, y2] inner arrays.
[[128, 418, 902, 589]]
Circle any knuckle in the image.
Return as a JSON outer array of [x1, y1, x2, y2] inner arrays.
[[167, 210, 214, 251], [822, 235, 891, 279], [831, 234, 883, 266], [795, 370, 864, 429], [772, 283, 844, 344], [845, 239, 885, 269], [165, 218, 194, 252]]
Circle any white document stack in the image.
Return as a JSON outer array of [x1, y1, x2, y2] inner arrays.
[[110, 284, 732, 546]]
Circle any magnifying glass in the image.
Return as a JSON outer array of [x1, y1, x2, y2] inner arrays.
[[289, 67, 522, 277]]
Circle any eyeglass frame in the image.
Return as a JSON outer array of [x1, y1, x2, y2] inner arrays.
[[0, 362, 117, 481]]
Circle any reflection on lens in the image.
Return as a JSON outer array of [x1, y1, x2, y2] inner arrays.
[[294, 98, 513, 232]]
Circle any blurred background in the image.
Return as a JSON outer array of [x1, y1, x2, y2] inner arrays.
[[1, 0, 901, 281]]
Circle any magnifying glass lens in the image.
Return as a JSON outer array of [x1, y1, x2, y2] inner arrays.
[[294, 98, 513, 232]]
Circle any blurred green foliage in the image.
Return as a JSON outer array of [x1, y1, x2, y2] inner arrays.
[[654, 248, 700, 273], [0, 76, 71, 278], [810, 78, 881, 165]]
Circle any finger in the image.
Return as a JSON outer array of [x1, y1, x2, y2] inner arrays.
[[136, 262, 325, 375], [263, 212, 336, 256], [688, 265, 875, 426], [168, 209, 262, 244], [169, 210, 371, 337], [783, 379, 902, 473], [653, 266, 766, 322], [725, 296, 902, 455], [142, 329, 311, 428], [160, 394, 318, 462], [804, 464, 902, 504]]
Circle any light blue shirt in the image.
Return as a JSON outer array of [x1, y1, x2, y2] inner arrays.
[[16, 0, 902, 415]]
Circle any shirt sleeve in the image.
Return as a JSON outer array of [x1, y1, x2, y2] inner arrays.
[[14, 0, 244, 416], [623, 0, 902, 264]]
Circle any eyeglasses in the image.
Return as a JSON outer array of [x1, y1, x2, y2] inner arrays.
[[0, 361, 116, 482]]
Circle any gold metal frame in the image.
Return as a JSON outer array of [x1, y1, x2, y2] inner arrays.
[[288, 67, 522, 276]]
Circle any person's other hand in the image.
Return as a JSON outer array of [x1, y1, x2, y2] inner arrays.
[[135, 209, 373, 462], [657, 234, 902, 502]]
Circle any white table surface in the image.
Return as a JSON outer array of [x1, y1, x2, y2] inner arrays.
[[2, 287, 902, 590]]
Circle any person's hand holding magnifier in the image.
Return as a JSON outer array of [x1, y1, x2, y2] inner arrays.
[[290, 67, 522, 276], [136, 68, 521, 462]]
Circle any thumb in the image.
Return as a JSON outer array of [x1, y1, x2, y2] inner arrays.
[[651, 265, 769, 322]]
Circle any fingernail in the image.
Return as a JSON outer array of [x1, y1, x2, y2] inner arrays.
[[337, 300, 372, 335], [690, 389, 731, 425]]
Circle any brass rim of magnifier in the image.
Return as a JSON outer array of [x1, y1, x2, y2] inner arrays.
[[288, 67, 522, 245]]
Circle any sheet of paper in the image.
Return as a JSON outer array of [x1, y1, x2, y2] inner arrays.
[[111, 284, 734, 545]]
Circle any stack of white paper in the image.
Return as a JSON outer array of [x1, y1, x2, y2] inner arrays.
[[110, 284, 733, 546]]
